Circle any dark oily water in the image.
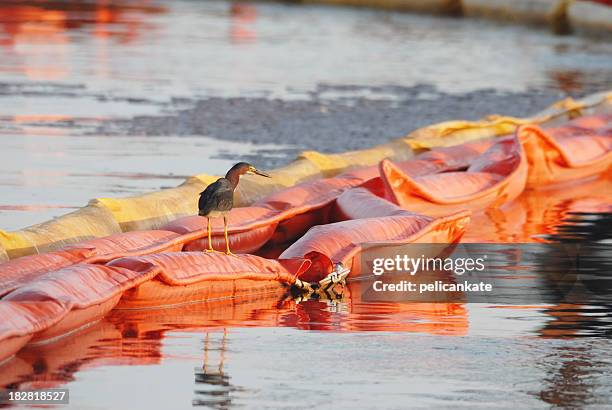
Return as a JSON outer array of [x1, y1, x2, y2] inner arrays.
[[548, 212, 612, 242], [540, 212, 612, 338]]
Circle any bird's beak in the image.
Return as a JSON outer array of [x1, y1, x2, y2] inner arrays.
[[252, 168, 271, 178]]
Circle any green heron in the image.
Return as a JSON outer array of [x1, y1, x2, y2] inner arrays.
[[199, 162, 270, 255]]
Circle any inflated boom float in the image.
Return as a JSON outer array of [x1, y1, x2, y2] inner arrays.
[[0, 92, 609, 259], [0, 196, 470, 357], [518, 114, 612, 186], [0, 301, 66, 366], [3, 264, 160, 344], [283, 187, 471, 282], [0, 92, 611, 366], [379, 135, 528, 216], [158, 146, 488, 253], [110, 253, 311, 309], [0, 230, 182, 297]]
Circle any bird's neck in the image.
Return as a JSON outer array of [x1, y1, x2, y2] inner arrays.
[[225, 172, 241, 189]]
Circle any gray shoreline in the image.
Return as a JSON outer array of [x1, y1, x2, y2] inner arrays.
[[92, 85, 568, 168]]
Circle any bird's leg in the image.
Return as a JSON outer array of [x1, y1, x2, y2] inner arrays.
[[205, 217, 215, 252], [224, 215, 235, 256]]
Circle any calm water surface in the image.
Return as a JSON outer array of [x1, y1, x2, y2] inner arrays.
[[0, 134, 288, 229], [0, 0, 611, 134]]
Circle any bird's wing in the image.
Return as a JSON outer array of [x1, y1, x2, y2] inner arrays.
[[214, 193, 234, 212], [198, 179, 234, 216]]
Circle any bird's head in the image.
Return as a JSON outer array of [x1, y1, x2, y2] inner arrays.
[[226, 162, 271, 181]]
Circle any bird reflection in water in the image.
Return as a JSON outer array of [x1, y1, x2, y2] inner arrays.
[[193, 329, 245, 409]]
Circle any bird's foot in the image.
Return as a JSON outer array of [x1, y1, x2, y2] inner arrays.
[[225, 250, 236, 256], [204, 248, 218, 253]]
